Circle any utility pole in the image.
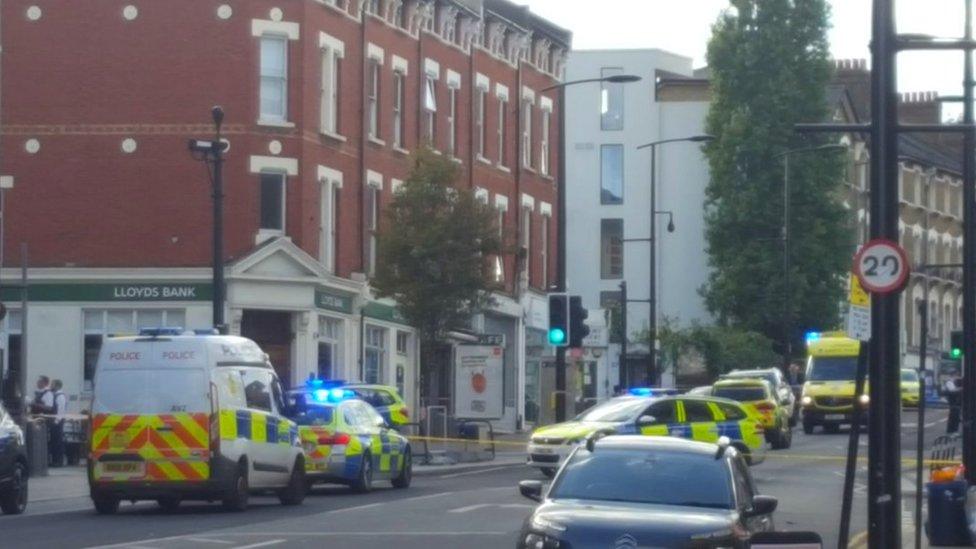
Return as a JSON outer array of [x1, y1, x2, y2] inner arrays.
[[619, 280, 628, 390]]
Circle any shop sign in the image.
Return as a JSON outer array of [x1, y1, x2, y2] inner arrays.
[[363, 302, 412, 327], [315, 289, 354, 314], [455, 345, 504, 419], [477, 334, 506, 347], [0, 283, 212, 302]]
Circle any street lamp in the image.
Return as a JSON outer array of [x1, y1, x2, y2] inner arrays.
[[544, 73, 641, 422], [635, 134, 714, 386], [188, 107, 229, 333], [774, 143, 848, 369]]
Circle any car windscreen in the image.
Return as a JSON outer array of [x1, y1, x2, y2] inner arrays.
[[575, 399, 649, 423], [901, 370, 919, 382], [551, 449, 734, 509], [727, 371, 777, 387], [808, 357, 858, 381], [293, 404, 336, 426], [93, 368, 209, 414], [713, 386, 767, 402]]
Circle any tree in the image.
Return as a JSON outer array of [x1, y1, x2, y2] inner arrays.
[[640, 322, 778, 382], [372, 148, 504, 384], [703, 0, 851, 358]]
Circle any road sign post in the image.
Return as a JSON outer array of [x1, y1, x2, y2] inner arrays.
[[854, 239, 910, 295]]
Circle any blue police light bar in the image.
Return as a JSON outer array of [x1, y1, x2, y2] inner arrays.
[[139, 327, 186, 336], [629, 387, 654, 397], [628, 387, 680, 397], [805, 331, 821, 343], [310, 387, 354, 403]]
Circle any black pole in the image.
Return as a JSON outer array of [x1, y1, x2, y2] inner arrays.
[[783, 154, 791, 369], [867, 1, 902, 545], [17, 243, 26, 419], [211, 107, 226, 334], [648, 143, 657, 385], [915, 301, 928, 549], [619, 280, 628, 391], [554, 84, 567, 423], [961, 0, 976, 486], [838, 342, 869, 549]]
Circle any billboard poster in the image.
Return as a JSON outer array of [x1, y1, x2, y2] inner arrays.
[[454, 345, 504, 419]]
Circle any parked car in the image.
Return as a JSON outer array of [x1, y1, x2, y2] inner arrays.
[[711, 378, 792, 449], [722, 368, 797, 426], [517, 435, 777, 548], [0, 402, 28, 515]]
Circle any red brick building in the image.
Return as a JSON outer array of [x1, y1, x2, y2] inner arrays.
[[0, 0, 569, 431]]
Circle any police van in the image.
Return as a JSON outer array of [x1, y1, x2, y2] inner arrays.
[[88, 329, 306, 513]]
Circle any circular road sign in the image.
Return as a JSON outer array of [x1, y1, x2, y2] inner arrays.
[[854, 239, 910, 294]]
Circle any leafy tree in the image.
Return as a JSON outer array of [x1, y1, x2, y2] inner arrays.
[[640, 322, 778, 381], [372, 148, 504, 377], [703, 0, 851, 358]]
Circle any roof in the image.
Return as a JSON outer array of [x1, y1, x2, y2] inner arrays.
[[713, 378, 768, 387], [594, 435, 722, 456], [483, 0, 572, 49], [899, 134, 963, 175]]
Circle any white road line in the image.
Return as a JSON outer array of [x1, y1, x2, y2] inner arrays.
[[438, 465, 521, 479], [329, 501, 387, 513], [184, 539, 234, 545], [86, 534, 188, 549], [449, 503, 533, 513], [195, 532, 510, 537], [231, 541, 285, 549], [396, 491, 456, 503]]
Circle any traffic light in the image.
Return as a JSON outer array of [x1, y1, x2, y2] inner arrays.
[[548, 294, 569, 347], [951, 330, 963, 359], [569, 296, 591, 348]]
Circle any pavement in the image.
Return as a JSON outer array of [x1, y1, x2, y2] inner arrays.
[[5, 410, 969, 548]]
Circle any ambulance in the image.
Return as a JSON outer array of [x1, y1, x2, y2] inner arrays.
[[88, 329, 306, 513]]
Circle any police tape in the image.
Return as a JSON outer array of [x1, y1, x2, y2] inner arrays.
[[406, 435, 527, 447], [763, 452, 961, 467], [30, 414, 89, 421]]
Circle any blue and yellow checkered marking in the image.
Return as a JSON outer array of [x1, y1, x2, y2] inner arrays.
[[220, 409, 297, 446]]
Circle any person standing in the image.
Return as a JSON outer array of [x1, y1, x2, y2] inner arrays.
[[29, 376, 53, 415], [49, 379, 67, 467], [944, 375, 963, 434]]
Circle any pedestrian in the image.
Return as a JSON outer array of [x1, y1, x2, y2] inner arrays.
[[49, 379, 67, 467], [29, 375, 54, 415], [944, 375, 963, 434]]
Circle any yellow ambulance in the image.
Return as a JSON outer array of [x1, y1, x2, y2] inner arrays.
[[800, 332, 867, 434]]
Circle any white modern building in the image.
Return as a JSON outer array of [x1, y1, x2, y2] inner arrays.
[[565, 49, 713, 390]]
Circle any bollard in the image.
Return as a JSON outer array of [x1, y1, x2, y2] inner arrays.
[[927, 480, 970, 546], [25, 419, 49, 477]]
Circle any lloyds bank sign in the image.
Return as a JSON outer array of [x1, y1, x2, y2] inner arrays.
[[0, 283, 213, 302]]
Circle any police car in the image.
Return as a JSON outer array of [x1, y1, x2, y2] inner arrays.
[[0, 402, 28, 514], [306, 380, 411, 428], [288, 384, 412, 492], [527, 389, 766, 477], [88, 329, 307, 514]]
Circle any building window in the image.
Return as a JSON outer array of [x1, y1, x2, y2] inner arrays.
[[494, 205, 506, 284], [541, 215, 550, 288], [601, 67, 625, 131], [3, 311, 22, 396], [366, 0, 381, 15], [475, 87, 487, 157], [423, 75, 437, 144], [393, 71, 405, 148], [444, 16, 457, 43], [260, 35, 289, 121], [522, 100, 533, 168], [364, 326, 387, 384], [367, 59, 381, 139], [540, 109, 551, 175], [83, 309, 186, 388], [521, 206, 532, 281], [600, 144, 624, 205], [447, 86, 458, 156], [396, 331, 409, 355], [392, 1, 405, 27], [320, 173, 342, 272], [318, 317, 343, 380], [497, 98, 508, 166], [260, 172, 286, 232], [601, 219, 624, 279], [365, 184, 380, 276], [321, 46, 342, 134]]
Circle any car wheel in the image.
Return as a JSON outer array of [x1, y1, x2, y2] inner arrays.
[[788, 408, 798, 428], [781, 424, 793, 449], [0, 462, 28, 515], [802, 418, 815, 435], [541, 468, 557, 479], [221, 464, 249, 512], [156, 497, 181, 512], [278, 457, 307, 506], [352, 453, 373, 494], [392, 448, 412, 489], [92, 494, 120, 515]]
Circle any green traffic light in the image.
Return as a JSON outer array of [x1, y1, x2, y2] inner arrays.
[[952, 348, 963, 359], [548, 328, 566, 345]]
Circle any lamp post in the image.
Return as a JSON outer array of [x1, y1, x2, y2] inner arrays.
[[542, 73, 640, 422], [774, 143, 847, 369], [0, 176, 12, 400], [188, 107, 229, 333], [635, 135, 713, 386]]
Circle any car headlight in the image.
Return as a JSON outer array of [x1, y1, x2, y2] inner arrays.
[[524, 532, 562, 549], [531, 515, 567, 533], [859, 394, 870, 405], [801, 396, 813, 406]]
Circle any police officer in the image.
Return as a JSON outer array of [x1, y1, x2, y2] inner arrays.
[[944, 375, 963, 434], [49, 379, 67, 467], [30, 375, 54, 415]]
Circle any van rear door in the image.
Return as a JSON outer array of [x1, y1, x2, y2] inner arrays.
[[91, 341, 211, 483]]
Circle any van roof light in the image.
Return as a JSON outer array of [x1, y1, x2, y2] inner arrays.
[[138, 327, 186, 337]]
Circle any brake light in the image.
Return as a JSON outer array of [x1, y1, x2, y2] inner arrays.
[[401, 408, 409, 418], [318, 433, 351, 445], [209, 382, 220, 455], [754, 421, 765, 435]]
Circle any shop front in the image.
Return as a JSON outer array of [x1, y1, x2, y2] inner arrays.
[[362, 301, 419, 413]]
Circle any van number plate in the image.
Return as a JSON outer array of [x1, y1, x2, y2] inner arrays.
[[103, 462, 143, 474], [825, 414, 845, 421]]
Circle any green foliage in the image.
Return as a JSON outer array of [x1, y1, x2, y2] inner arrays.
[[642, 322, 779, 380], [703, 0, 851, 356], [372, 148, 504, 343]]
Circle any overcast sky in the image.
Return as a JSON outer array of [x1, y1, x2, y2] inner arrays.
[[521, 0, 966, 103]]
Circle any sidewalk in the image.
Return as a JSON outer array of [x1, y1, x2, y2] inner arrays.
[[29, 466, 89, 503]]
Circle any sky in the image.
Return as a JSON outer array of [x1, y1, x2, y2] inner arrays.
[[520, 0, 967, 105]]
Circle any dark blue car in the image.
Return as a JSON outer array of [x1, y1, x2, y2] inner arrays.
[[0, 403, 28, 515]]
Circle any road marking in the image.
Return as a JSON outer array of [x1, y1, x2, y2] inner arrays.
[[397, 491, 456, 502], [438, 465, 521, 479], [847, 529, 868, 548], [329, 501, 387, 513], [449, 503, 533, 513], [184, 539, 234, 545], [231, 541, 285, 549]]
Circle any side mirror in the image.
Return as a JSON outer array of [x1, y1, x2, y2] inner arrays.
[[636, 415, 657, 426], [519, 480, 544, 502], [744, 495, 778, 518], [374, 416, 387, 428]]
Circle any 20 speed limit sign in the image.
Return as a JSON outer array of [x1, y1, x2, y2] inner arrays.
[[854, 239, 910, 294]]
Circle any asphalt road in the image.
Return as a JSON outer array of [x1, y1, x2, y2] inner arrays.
[[1, 407, 953, 549]]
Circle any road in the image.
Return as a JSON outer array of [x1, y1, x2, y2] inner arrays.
[[2, 407, 952, 549]]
